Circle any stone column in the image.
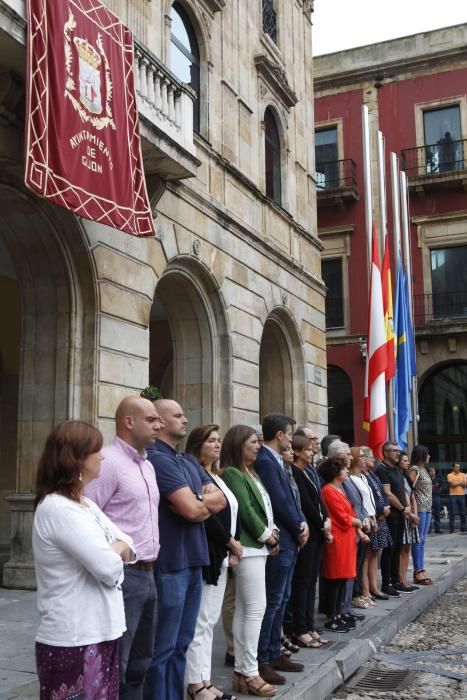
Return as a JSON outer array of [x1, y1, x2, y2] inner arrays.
[[2, 494, 36, 589]]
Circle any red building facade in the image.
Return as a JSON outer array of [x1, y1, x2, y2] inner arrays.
[[314, 24, 467, 466]]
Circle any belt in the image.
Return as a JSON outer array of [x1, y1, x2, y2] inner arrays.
[[130, 560, 155, 571]]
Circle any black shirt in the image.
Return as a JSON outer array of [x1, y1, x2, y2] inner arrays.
[[376, 462, 406, 514]]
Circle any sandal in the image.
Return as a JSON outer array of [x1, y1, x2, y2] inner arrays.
[[187, 686, 216, 700], [205, 683, 237, 700], [292, 633, 322, 648], [309, 630, 329, 645], [413, 570, 432, 585], [351, 596, 369, 609], [236, 674, 277, 697], [421, 570, 433, 585], [280, 635, 300, 653]]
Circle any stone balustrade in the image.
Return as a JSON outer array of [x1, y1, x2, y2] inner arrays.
[[134, 41, 196, 156]]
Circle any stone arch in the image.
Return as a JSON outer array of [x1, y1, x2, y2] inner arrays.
[[149, 256, 232, 432], [259, 307, 306, 423], [0, 169, 97, 586]]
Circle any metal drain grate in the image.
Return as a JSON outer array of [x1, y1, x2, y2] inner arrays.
[[347, 667, 417, 692]]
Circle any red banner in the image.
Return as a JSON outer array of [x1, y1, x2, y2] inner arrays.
[[25, 0, 155, 237]]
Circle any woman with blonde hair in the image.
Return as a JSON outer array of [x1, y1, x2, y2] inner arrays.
[[33, 421, 134, 700], [349, 447, 376, 607]]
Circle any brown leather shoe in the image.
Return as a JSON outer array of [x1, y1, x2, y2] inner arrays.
[[270, 654, 304, 672], [258, 663, 286, 685]]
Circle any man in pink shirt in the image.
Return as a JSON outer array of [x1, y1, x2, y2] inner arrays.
[[86, 396, 161, 700]]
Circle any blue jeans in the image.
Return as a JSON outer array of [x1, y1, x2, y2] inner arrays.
[[120, 567, 158, 700], [449, 495, 467, 531], [411, 511, 431, 572], [144, 567, 202, 700], [258, 547, 297, 665]]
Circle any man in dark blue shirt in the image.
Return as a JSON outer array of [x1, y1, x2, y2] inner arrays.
[[144, 400, 225, 700]]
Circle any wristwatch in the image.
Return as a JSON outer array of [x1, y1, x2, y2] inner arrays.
[[195, 492, 204, 502]]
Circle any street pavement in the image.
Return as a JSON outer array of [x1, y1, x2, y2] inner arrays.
[[1, 531, 466, 700]]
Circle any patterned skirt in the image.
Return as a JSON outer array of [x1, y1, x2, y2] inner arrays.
[[369, 518, 393, 550], [402, 519, 420, 545], [36, 639, 119, 700]]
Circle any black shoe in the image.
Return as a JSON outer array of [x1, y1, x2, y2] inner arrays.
[[381, 585, 400, 597], [346, 612, 364, 622], [224, 652, 235, 667], [325, 617, 349, 633], [341, 614, 356, 629], [393, 582, 416, 593]]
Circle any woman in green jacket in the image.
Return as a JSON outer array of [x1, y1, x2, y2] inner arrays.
[[221, 425, 279, 698]]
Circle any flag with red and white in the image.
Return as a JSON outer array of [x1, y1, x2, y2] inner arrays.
[[363, 226, 388, 457]]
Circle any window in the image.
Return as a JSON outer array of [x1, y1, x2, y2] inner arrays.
[[430, 245, 467, 319], [322, 258, 344, 328], [327, 366, 354, 446], [419, 362, 467, 464], [264, 108, 281, 204], [315, 128, 339, 189], [262, 0, 277, 44], [423, 105, 463, 174], [170, 3, 200, 132]]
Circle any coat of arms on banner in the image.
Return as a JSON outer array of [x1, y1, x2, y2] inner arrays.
[[64, 11, 115, 130], [25, 0, 155, 237]]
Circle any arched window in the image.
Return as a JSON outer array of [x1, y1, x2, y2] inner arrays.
[[419, 362, 467, 464], [170, 2, 200, 132], [264, 108, 281, 205], [327, 365, 354, 445]]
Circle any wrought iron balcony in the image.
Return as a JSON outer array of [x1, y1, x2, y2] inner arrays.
[[262, 0, 277, 43], [316, 158, 358, 207], [413, 292, 467, 325], [401, 138, 467, 191], [325, 297, 345, 330]]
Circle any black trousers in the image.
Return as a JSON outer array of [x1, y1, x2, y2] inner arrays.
[[325, 578, 347, 619], [353, 540, 369, 597], [291, 534, 323, 635], [380, 513, 404, 586]]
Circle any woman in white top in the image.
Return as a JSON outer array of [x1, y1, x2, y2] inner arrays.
[[185, 424, 243, 700], [33, 420, 135, 700], [349, 447, 377, 607], [221, 426, 279, 698]]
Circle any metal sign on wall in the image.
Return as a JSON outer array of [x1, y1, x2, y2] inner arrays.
[[25, 0, 155, 237]]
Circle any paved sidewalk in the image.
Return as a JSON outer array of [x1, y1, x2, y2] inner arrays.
[[1, 532, 466, 700]]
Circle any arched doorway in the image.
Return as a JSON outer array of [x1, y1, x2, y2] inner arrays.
[[259, 309, 306, 423], [419, 362, 467, 465], [0, 174, 96, 587], [149, 258, 231, 432], [327, 365, 354, 445]]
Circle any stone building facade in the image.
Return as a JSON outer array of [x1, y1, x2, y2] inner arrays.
[[0, 0, 325, 587], [314, 25, 467, 463]]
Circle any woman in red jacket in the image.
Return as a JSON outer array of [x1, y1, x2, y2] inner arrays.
[[318, 457, 364, 633]]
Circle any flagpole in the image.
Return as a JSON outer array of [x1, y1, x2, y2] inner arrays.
[[390, 153, 402, 259], [377, 131, 394, 441], [362, 106, 373, 279], [400, 170, 419, 444]]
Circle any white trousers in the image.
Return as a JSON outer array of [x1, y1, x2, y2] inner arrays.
[[185, 567, 228, 683], [233, 555, 267, 677]]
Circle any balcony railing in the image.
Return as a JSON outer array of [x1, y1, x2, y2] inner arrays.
[[316, 158, 357, 192], [413, 292, 467, 325], [325, 297, 345, 329], [401, 138, 467, 177], [134, 41, 196, 156]]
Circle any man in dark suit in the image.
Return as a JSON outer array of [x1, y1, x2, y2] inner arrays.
[[254, 414, 309, 685]]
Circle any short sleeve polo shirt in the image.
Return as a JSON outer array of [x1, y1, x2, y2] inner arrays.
[[376, 462, 406, 513], [147, 440, 210, 573]]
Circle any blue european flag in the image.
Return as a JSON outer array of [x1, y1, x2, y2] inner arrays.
[[394, 257, 415, 450]]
